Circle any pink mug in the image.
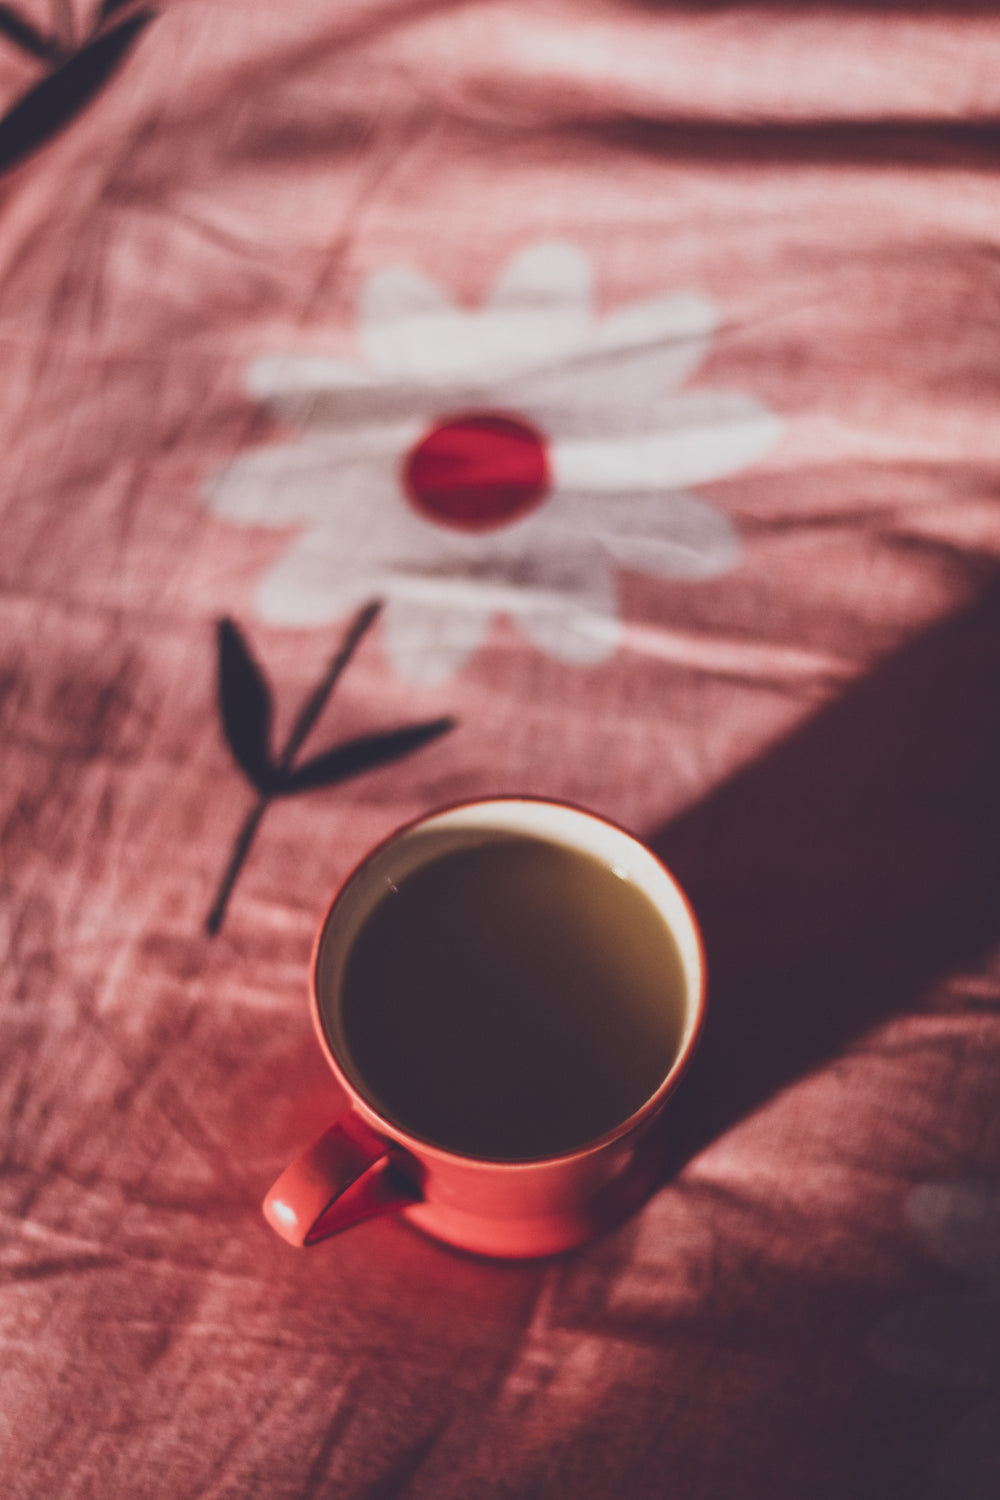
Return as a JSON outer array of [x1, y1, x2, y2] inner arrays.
[[263, 797, 706, 1259]]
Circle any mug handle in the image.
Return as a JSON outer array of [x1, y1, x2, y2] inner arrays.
[[262, 1111, 420, 1247]]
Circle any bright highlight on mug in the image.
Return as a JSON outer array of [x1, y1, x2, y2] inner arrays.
[[263, 798, 707, 1259]]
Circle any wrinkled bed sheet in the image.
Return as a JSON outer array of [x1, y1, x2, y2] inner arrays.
[[3, 2, 1000, 1497]]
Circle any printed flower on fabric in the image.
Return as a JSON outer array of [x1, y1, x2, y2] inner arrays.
[[869, 1179, 1000, 1500], [207, 243, 781, 685]]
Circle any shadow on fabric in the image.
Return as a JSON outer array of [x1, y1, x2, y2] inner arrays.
[[647, 570, 1000, 1177]]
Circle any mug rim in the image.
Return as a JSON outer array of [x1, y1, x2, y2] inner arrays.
[[308, 794, 708, 1173]]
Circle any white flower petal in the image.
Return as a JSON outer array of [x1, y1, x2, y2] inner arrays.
[[506, 536, 619, 665], [908, 1181, 1000, 1284], [499, 293, 718, 436], [359, 244, 593, 389], [360, 267, 471, 383], [383, 596, 492, 685], [552, 390, 782, 493], [206, 430, 418, 527], [207, 443, 327, 526], [490, 241, 591, 313], [254, 529, 378, 627], [569, 489, 740, 579], [246, 353, 422, 429], [373, 517, 619, 664], [249, 496, 507, 632], [247, 354, 377, 399], [869, 1294, 1000, 1387], [477, 241, 592, 372], [595, 292, 717, 375]]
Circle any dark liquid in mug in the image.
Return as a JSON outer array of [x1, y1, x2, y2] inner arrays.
[[336, 838, 688, 1160]]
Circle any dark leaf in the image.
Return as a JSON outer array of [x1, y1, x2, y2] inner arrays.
[[282, 718, 456, 795], [0, 9, 154, 177], [217, 618, 278, 795], [0, 4, 59, 61]]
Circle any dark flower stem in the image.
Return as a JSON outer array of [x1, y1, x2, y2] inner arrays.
[[204, 797, 268, 937], [276, 599, 382, 773], [204, 600, 383, 936]]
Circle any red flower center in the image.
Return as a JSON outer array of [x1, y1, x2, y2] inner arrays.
[[403, 413, 550, 532]]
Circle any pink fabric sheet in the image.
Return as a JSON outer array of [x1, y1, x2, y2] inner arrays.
[[2, 2, 1000, 1496]]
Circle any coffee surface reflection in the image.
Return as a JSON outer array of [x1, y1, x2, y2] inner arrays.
[[334, 838, 687, 1160]]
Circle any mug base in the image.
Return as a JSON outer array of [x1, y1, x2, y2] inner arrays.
[[400, 1134, 664, 1259]]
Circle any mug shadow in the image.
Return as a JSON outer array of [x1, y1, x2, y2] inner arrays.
[[646, 569, 1000, 1177]]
